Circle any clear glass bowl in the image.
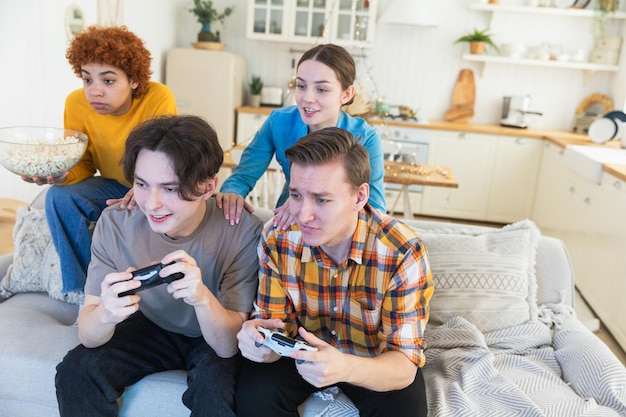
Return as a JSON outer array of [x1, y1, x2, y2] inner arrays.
[[0, 126, 88, 178]]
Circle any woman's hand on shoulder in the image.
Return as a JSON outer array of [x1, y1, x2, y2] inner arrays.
[[215, 192, 254, 225], [273, 201, 295, 230]]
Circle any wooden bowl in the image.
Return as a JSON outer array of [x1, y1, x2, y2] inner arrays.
[[191, 42, 225, 51]]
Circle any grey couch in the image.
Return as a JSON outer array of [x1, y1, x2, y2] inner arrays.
[[1, 191, 624, 417]]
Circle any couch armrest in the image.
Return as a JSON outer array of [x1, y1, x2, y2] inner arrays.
[[535, 236, 575, 307]]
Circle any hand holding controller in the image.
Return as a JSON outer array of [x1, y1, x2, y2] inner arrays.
[[255, 326, 317, 364], [118, 261, 184, 297]]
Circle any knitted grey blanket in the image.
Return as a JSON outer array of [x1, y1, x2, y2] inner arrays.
[[422, 305, 626, 417]]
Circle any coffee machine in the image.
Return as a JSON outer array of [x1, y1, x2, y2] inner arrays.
[[500, 95, 543, 129]]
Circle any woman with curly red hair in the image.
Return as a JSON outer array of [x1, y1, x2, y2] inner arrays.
[[26, 25, 177, 295]]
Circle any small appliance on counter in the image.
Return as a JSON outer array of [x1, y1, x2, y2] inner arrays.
[[260, 86, 283, 106], [500, 95, 543, 129], [572, 92, 613, 134], [573, 113, 601, 134]]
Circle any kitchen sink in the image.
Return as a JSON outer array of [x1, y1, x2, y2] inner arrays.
[[563, 144, 626, 183]]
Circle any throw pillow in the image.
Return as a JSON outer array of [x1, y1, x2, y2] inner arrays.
[[0, 206, 81, 304], [414, 219, 540, 333]]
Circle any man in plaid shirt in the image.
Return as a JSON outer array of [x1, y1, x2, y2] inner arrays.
[[236, 127, 433, 417]]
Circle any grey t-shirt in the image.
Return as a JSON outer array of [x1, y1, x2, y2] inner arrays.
[[86, 198, 263, 337]]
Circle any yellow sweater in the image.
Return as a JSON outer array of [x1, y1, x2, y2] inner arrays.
[[63, 82, 178, 186]]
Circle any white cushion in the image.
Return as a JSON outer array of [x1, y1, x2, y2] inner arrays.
[[414, 219, 540, 332], [0, 207, 81, 304]]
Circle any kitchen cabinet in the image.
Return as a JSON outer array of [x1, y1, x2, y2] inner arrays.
[[236, 111, 269, 144], [421, 131, 494, 221], [611, 176, 626, 349], [560, 171, 603, 300], [246, 0, 377, 47], [576, 173, 622, 320], [422, 130, 541, 223], [532, 141, 572, 234], [486, 136, 542, 223], [565, 171, 626, 350], [533, 151, 626, 351]]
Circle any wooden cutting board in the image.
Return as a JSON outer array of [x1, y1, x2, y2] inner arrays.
[[445, 69, 475, 123]]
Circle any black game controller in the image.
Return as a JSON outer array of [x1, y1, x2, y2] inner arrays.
[[118, 261, 184, 297]]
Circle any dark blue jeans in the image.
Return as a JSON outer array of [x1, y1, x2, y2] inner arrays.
[[55, 311, 240, 417], [236, 356, 427, 417], [45, 176, 129, 292]]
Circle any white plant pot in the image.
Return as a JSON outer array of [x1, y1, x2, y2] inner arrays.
[[250, 95, 261, 107]]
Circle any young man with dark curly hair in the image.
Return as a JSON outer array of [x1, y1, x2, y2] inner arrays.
[[23, 25, 178, 294], [55, 115, 262, 416]]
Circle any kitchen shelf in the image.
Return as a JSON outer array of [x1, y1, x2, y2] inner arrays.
[[470, 4, 626, 19], [462, 53, 619, 79]]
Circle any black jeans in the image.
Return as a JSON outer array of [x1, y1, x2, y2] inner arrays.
[[55, 311, 241, 417], [236, 356, 428, 417]]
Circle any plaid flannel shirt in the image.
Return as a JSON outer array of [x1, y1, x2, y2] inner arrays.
[[252, 206, 433, 366]]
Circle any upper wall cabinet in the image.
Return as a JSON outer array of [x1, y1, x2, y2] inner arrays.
[[246, 0, 377, 47]]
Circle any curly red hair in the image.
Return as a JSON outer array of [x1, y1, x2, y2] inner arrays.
[[66, 26, 152, 97]]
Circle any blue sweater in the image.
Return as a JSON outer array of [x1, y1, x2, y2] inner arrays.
[[221, 106, 386, 212]]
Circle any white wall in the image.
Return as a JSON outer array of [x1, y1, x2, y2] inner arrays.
[[1, 0, 624, 202], [0, 0, 180, 202]]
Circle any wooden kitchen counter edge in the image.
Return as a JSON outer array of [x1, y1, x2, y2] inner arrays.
[[407, 120, 626, 182], [604, 164, 626, 181], [238, 107, 591, 145], [237, 107, 593, 145]]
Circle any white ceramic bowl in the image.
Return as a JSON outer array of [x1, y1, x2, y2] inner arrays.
[[0, 126, 88, 178], [588, 117, 619, 144]]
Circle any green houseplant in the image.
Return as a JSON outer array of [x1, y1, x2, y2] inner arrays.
[[249, 75, 263, 107], [189, 0, 234, 42], [593, 0, 621, 38], [454, 28, 498, 55]]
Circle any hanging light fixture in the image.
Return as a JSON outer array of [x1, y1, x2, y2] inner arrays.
[[377, 0, 438, 27]]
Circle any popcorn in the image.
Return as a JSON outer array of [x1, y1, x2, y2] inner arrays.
[[0, 135, 87, 178]]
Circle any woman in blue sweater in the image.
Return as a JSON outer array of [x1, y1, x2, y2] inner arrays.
[[217, 44, 385, 228]]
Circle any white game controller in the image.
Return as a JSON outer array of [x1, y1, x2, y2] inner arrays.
[[256, 326, 317, 364]]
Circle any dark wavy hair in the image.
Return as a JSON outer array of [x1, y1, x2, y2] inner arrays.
[[297, 44, 356, 106], [66, 25, 152, 97], [285, 127, 369, 190], [122, 115, 224, 201]]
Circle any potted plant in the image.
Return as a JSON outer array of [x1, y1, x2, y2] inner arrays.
[[454, 28, 498, 55], [593, 0, 621, 38], [189, 0, 234, 43], [249, 75, 263, 107]]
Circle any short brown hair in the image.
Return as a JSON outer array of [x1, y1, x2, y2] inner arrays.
[[66, 26, 152, 97], [122, 115, 223, 201], [285, 127, 369, 190], [297, 44, 356, 106]]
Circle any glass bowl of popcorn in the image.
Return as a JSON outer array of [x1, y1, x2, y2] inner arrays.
[[0, 126, 88, 179]]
